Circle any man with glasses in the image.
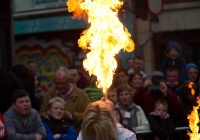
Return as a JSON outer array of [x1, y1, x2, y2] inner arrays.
[[39, 67, 90, 133]]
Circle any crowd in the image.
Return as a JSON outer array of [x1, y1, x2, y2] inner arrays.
[[0, 41, 199, 140]]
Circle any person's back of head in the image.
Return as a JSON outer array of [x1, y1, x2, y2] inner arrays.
[[82, 102, 118, 140]]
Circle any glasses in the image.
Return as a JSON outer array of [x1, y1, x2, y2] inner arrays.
[[54, 80, 69, 86]]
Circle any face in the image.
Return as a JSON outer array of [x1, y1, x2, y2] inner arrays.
[[48, 101, 65, 120], [34, 76, 39, 88], [54, 71, 71, 95], [28, 63, 36, 73], [154, 104, 167, 119], [130, 74, 143, 89], [118, 90, 132, 106], [126, 59, 134, 70], [187, 67, 198, 82], [69, 69, 80, 85], [168, 48, 179, 60], [116, 71, 128, 85], [133, 58, 143, 72], [107, 91, 118, 105], [114, 110, 121, 123], [166, 70, 179, 83], [12, 96, 31, 117]]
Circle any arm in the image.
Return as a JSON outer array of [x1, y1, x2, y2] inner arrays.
[[59, 126, 78, 140], [34, 114, 46, 140], [43, 123, 57, 140]]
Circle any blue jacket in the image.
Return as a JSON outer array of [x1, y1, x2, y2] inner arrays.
[[43, 121, 78, 140], [160, 41, 186, 82]]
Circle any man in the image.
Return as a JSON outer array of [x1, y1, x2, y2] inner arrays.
[[165, 66, 182, 98], [27, 61, 36, 74], [69, 66, 80, 86], [114, 68, 129, 86], [125, 58, 134, 71], [128, 56, 147, 79], [3, 90, 46, 140], [39, 67, 90, 132]]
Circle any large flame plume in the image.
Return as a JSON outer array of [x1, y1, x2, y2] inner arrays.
[[187, 82, 200, 139], [67, 0, 135, 93]]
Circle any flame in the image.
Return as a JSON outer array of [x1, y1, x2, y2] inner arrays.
[[188, 82, 195, 95], [67, 0, 134, 93], [187, 82, 200, 139]]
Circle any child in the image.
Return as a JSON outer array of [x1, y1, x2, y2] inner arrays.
[[148, 100, 176, 140], [160, 41, 186, 82], [107, 88, 118, 105]]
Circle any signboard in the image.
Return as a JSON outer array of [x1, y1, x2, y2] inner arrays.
[[13, 0, 67, 13]]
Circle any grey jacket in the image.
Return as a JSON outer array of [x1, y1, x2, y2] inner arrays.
[[3, 107, 46, 140]]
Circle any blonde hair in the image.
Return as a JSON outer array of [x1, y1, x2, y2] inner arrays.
[[47, 97, 65, 109], [117, 83, 132, 96], [82, 102, 118, 140]]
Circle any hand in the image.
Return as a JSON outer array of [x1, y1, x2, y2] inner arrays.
[[160, 81, 167, 97], [0, 120, 5, 138], [35, 134, 43, 140], [64, 110, 71, 119], [53, 134, 60, 139], [143, 77, 152, 89]]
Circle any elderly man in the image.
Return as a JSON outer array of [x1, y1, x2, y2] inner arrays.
[[39, 67, 90, 132]]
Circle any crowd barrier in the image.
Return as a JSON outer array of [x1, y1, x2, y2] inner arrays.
[[135, 126, 190, 140]]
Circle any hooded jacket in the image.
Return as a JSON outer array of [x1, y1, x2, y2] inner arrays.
[[3, 107, 46, 140], [160, 41, 186, 82]]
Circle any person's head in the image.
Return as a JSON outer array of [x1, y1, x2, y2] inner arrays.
[[114, 108, 122, 124], [82, 97, 117, 140], [69, 66, 80, 85], [47, 97, 65, 120], [27, 61, 36, 73], [117, 83, 132, 106], [107, 88, 118, 105], [54, 67, 71, 95], [154, 100, 168, 119], [129, 72, 143, 89], [133, 56, 144, 73], [126, 58, 134, 70], [166, 66, 179, 83], [166, 41, 182, 60], [181, 81, 199, 102], [186, 63, 199, 82], [115, 68, 129, 85], [12, 90, 31, 117]]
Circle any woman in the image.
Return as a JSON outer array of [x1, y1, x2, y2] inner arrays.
[[115, 83, 150, 132], [42, 97, 78, 140], [129, 73, 144, 96], [77, 97, 137, 140]]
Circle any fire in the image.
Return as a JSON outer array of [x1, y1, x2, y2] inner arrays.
[[67, 0, 135, 93], [187, 82, 200, 139]]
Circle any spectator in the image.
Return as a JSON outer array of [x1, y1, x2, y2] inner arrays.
[[68, 66, 80, 87], [125, 58, 134, 71], [133, 71, 181, 122], [160, 41, 186, 82], [27, 60, 36, 74], [42, 97, 78, 140], [186, 63, 199, 83], [0, 113, 6, 140], [39, 67, 90, 133], [129, 73, 144, 96], [0, 67, 25, 113], [3, 90, 46, 140], [165, 66, 182, 98], [115, 83, 150, 132], [77, 97, 137, 140], [148, 100, 176, 140], [107, 87, 118, 106], [12, 64, 39, 111], [128, 56, 147, 79], [114, 68, 129, 87]]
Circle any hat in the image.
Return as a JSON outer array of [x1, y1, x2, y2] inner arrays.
[[165, 41, 182, 53], [149, 71, 165, 90]]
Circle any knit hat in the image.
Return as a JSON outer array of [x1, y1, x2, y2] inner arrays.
[[165, 41, 182, 53], [186, 63, 199, 73]]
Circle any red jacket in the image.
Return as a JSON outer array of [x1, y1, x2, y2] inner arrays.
[[0, 113, 6, 140], [133, 86, 181, 122]]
